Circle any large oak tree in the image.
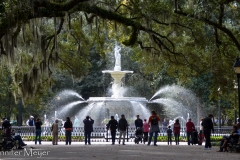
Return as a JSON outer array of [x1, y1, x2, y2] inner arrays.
[[0, 0, 239, 107]]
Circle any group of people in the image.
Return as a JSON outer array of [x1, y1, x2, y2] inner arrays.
[[106, 110, 161, 146], [166, 114, 215, 148], [29, 115, 94, 146], [3, 112, 239, 151]]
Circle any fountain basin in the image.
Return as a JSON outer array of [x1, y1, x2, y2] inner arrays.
[[87, 97, 148, 102]]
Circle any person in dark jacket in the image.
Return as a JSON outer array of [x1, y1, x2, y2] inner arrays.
[[83, 116, 94, 145], [135, 115, 143, 129], [118, 114, 128, 145], [107, 116, 118, 145], [202, 114, 214, 150], [2, 118, 11, 137], [167, 126, 172, 145], [35, 118, 42, 145], [64, 117, 73, 145]]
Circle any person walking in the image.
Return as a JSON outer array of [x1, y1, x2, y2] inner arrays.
[[143, 119, 150, 144], [83, 116, 94, 145], [173, 119, 181, 145], [186, 118, 195, 145], [52, 119, 59, 145], [167, 126, 173, 145], [147, 110, 160, 146], [64, 117, 73, 145], [135, 115, 143, 129], [202, 114, 214, 150], [35, 118, 42, 145], [118, 114, 128, 145], [107, 116, 118, 145]]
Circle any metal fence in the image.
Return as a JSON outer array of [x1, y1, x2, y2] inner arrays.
[[11, 126, 232, 142]]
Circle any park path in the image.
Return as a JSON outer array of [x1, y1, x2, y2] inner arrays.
[[0, 142, 239, 160]]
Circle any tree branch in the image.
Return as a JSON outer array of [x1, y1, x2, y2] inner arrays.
[[174, 7, 240, 51]]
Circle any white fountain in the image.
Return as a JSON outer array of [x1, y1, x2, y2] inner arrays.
[[54, 44, 201, 126], [88, 44, 147, 102]]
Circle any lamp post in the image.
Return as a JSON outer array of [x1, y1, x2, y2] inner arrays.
[[234, 81, 238, 124], [233, 57, 240, 122], [218, 87, 221, 128]]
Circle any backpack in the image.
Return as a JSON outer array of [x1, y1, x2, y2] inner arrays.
[[151, 116, 158, 125]]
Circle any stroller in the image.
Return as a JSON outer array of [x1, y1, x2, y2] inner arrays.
[[134, 127, 143, 144], [191, 129, 199, 145]]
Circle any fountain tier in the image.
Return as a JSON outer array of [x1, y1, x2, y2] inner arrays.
[[102, 70, 133, 98], [87, 97, 148, 102]]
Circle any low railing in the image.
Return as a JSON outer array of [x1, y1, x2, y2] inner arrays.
[[11, 126, 232, 142]]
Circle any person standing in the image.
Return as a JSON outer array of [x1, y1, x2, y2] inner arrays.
[[162, 118, 168, 133], [118, 114, 128, 145], [52, 119, 59, 145], [186, 118, 195, 145], [107, 116, 118, 145], [135, 115, 143, 129], [173, 119, 181, 145], [143, 119, 150, 144], [202, 114, 214, 150], [64, 117, 73, 145], [35, 118, 42, 145], [199, 118, 204, 145], [167, 126, 173, 145], [26, 116, 35, 133], [83, 116, 94, 145], [147, 110, 160, 146], [26, 116, 35, 126]]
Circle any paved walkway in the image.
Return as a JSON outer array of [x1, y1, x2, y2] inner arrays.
[[0, 141, 239, 160]]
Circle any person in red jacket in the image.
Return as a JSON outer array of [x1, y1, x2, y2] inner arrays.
[[186, 118, 195, 145], [173, 119, 181, 145]]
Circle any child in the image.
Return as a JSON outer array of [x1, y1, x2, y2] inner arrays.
[[167, 126, 172, 145], [143, 119, 149, 144]]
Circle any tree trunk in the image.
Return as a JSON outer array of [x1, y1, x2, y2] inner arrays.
[[17, 99, 23, 126]]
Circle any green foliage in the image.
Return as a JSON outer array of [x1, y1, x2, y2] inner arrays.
[[157, 136, 186, 142], [210, 136, 223, 142], [0, 0, 240, 123], [23, 135, 84, 141]]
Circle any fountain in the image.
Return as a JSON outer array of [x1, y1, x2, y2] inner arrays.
[[52, 44, 202, 127], [77, 44, 149, 126], [89, 44, 146, 101]]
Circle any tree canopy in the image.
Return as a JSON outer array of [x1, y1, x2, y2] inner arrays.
[[0, 0, 239, 104]]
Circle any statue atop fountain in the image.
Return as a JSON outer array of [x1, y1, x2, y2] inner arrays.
[[114, 44, 121, 71], [101, 44, 134, 98], [88, 43, 147, 101]]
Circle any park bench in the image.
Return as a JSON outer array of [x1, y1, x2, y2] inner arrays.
[[228, 137, 240, 152]]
